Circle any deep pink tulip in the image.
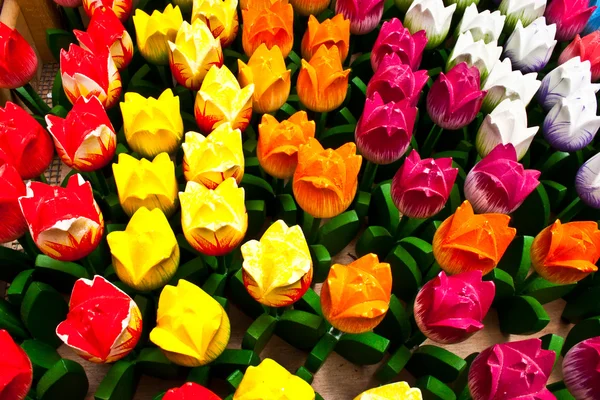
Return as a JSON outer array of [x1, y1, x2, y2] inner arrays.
[[469, 339, 555, 400], [546, 0, 597, 42], [335, 0, 385, 35], [426, 62, 486, 130], [563, 337, 600, 399], [464, 144, 540, 214], [366, 53, 428, 106], [391, 150, 458, 219], [559, 31, 600, 81], [355, 94, 417, 165], [371, 18, 428, 71], [414, 271, 494, 344]]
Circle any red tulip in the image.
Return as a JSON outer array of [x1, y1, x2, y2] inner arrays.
[[18, 174, 104, 262], [0, 158, 27, 244], [0, 330, 33, 400], [163, 382, 222, 400], [82, 0, 132, 22], [0, 22, 38, 89], [559, 32, 600, 81], [545, 0, 597, 42], [366, 53, 428, 106], [371, 18, 427, 71], [0, 102, 54, 180], [46, 96, 117, 172]]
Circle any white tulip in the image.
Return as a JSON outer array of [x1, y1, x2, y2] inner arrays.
[[538, 57, 600, 111], [503, 17, 557, 73], [456, 4, 505, 44], [482, 58, 541, 112], [499, 0, 547, 32], [445, 0, 479, 13], [476, 99, 538, 161], [405, 0, 456, 50], [447, 31, 502, 80]]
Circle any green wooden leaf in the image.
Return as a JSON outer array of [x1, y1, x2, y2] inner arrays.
[[276, 310, 327, 350], [562, 286, 600, 323], [245, 157, 264, 178], [355, 226, 394, 259], [320, 124, 356, 149], [136, 348, 182, 379], [275, 194, 298, 226], [229, 270, 266, 319], [353, 191, 371, 219], [127, 64, 162, 98], [34, 255, 90, 293], [407, 346, 467, 383], [212, 349, 260, 377], [375, 345, 411, 383], [536, 151, 571, 177], [374, 294, 411, 344], [168, 256, 209, 286], [416, 375, 457, 400], [336, 332, 390, 365], [305, 331, 338, 373], [225, 370, 244, 392], [21, 340, 61, 381], [369, 183, 400, 235], [511, 186, 551, 236], [202, 273, 228, 297], [483, 269, 515, 302], [0, 246, 33, 282], [37, 359, 89, 400], [542, 180, 568, 210], [295, 366, 314, 384], [317, 211, 360, 256], [451, 353, 478, 396], [399, 237, 434, 272], [21, 282, 68, 347], [95, 360, 139, 400], [51, 71, 69, 109], [46, 29, 76, 62], [497, 296, 550, 335], [133, 295, 155, 348], [295, 288, 322, 316], [241, 174, 275, 201], [246, 200, 267, 239], [423, 262, 442, 283], [243, 138, 258, 156], [242, 314, 277, 354], [309, 245, 331, 284], [496, 236, 533, 288], [521, 276, 575, 304], [540, 333, 564, 367], [7, 269, 35, 306], [563, 317, 600, 356], [385, 245, 422, 302], [187, 366, 211, 387]]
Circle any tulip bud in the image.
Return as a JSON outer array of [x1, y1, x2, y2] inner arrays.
[[0, 160, 26, 244], [355, 95, 417, 165], [301, 14, 350, 63], [321, 254, 392, 334], [0, 330, 32, 400], [46, 96, 116, 172], [164, 383, 221, 400], [366, 53, 429, 105], [476, 99, 538, 161], [297, 45, 350, 113], [60, 44, 122, 109], [107, 207, 180, 291], [113, 153, 179, 218], [482, 58, 541, 112], [576, 152, 600, 209], [543, 91, 600, 152], [559, 32, 600, 81], [499, 0, 547, 32], [563, 337, 600, 399], [415, 271, 494, 344], [447, 32, 502, 80], [257, 112, 315, 179], [195, 65, 254, 134], [83, 0, 132, 22], [469, 339, 554, 400], [150, 280, 230, 367], [290, 0, 330, 16], [191, 0, 239, 47], [293, 138, 361, 219], [234, 359, 315, 400], [433, 200, 516, 275], [354, 382, 421, 400], [405, 0, 456, 50], [183, 123, 244, 189], [427, 62, 487, 130], [0, 22, 38, 89], [180, 178, 247, 256], [456, 4, 505, 44], [538, 57, 600, 110], [74, 8, 133, 70], [584, 0, 600, 35], [133, 4, 184, 65], [241, 220, 312, 307], [531, 220, 600, 284], [371, 18, 427, 71], [546, 0, 596, 42], [168, 19, 224, 90], [503, 17, 557, 73], [18, 174, 104, 262], [56, 276, 142, 363], [0, 102, 53, 180], [335, 0, 385, 35], [391, 150, 458, 219], [120, 89, 184, 158], [242, 0, 294, 58]]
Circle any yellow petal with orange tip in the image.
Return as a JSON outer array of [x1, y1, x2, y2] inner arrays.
[[354, 382, 423, 400], [133, 4, 183, 65], [191, 0, 239, 47]]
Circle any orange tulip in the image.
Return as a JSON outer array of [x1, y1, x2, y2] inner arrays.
[[321, 253, 392, 334], [242, 0, 294, 58], [301, 14, 350, 62], [531, 220, 600, 284], [297, 45, 350, 112], [290, 0, 330, 16], [257, 111, 315, 179], [433, 200, 516, 276], [293, 137, 361, 219]]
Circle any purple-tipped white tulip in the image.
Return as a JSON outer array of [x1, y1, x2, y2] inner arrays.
[[503, 17, 557, 73], [576, 153, 600, 209]]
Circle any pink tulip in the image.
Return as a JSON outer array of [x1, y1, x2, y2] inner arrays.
[[391, 150, 458, 219], [563, 337, 600, 399], [426, 62, 486, 130], [355, 94, 417, 165], [371, 18, 428, 71], [464, 144, 540, 214], [414, 271, 494, 344], [469, 339, 555, 400], [366, 53, 428, 106], [545, 0, 597, 42], [335, 0, 385, 35]]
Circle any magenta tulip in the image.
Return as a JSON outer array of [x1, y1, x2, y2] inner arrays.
[[563, 336, 600, 399], [391, 150, 458, 219], [366, 53, 428, 106], [545, 0, 597, 42], [426, 62, 487, 130], [414, 271, 494, 344], [371, 18, 428, 71], [355, 94, 417, 165], [335, 0, 385, 35]]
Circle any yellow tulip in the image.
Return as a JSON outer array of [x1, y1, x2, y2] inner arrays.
[[133, 4, 183, 65], [180, 178, 248, 256], [182, 123, 244, 189], [194, 65, 254, 134], [238, 44, 291, 114], [234, 358, 315, 400], [241, 220, 312, 307], [107, 207, 180, 291], [168, 19, 224, 91], [112, 152, 179, 218], [120, 89, 184, 158], [150, 279, 230, 367], [354, 382, 422, 400], [191, 0, 239, 47]]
